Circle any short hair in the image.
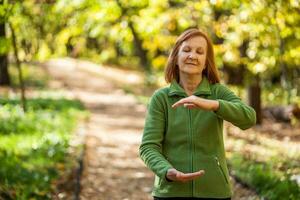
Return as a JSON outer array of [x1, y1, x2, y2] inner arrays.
[[165, 28, 220, 84]]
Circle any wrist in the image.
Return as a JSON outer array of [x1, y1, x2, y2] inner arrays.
[[165, 169, 174, 182], [211, 100, 219, 111], [165, 174, 173, 182]]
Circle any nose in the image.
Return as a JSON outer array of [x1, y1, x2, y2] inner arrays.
[[187, 53, 197, 60]]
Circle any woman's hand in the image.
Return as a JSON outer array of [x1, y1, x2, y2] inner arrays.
[[172, 95, 219, 111], [166, 168, 205, 182]]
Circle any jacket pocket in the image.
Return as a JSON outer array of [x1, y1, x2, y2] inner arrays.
[[194, 155, 231, 196], [214, 156, 229, 184]]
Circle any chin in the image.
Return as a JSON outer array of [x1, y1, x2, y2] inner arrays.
[[181, 68, 202, 75]]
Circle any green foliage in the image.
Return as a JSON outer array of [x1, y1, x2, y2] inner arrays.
[[9, 64, 50, 88], [0, 98, 87, 199], [0, 37, 10, 55], [2, 0, 299, 93], [262, 84, 300, 106], [229, 154, 300, 200]]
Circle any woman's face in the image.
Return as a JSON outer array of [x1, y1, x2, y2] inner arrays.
[[177, 36, 207, 76]]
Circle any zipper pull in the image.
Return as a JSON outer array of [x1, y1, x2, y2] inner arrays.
[[215, 156, 220, 166]]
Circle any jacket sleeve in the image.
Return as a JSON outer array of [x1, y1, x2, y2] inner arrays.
[[139, 90, 173, 180], [214, 84, 256, 130]]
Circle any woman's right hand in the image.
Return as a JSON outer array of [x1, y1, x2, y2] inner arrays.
[[166, 168, 205, 182]]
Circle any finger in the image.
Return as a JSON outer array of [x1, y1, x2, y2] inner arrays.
[[184, 103, 197, 109], [172, 100, 186, 108], [175, 171, 185, 180], [172, 98, 194, 108], [179, 170, 205, 181]]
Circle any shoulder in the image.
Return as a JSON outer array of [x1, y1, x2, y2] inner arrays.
[[146, 86, 169, 111], [209, 82, 234, 98], [149, 86, 170, 106], [210, 82, 243, 102], [152, 86, 170, 98]]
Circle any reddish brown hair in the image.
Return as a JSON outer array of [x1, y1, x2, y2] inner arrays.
[[165, 28, 220, 84]]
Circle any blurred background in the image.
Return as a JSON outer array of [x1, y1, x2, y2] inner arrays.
[[0, 0, 299, 199]]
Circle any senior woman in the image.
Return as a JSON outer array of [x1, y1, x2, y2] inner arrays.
[[139, 28, 256, 200]]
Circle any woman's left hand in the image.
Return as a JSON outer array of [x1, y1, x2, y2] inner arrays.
[[172, 95, 219, 111]]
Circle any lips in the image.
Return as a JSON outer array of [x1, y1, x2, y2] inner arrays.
[[185, 62, 198, 66]]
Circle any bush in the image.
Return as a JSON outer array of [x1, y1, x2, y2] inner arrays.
[[229, 154, 300, 200], [0, 98, 87, 199]]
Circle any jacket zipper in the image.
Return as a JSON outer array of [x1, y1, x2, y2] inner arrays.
[[188, 109, 194, 196], [215, 156, 229, 184]]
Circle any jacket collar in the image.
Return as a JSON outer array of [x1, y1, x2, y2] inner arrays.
[[168, 77, 212, 97]]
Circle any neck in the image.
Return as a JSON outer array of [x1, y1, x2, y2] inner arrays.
[[179, 72, 203, 96]]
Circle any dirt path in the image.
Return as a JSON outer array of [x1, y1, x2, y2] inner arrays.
[[44, 58, 259, 200]]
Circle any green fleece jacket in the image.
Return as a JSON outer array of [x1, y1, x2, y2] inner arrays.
[[139, 77, 256, 198]]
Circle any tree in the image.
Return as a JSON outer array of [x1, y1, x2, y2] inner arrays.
[[115, 0, 151, 72], [10, 21, 27, 112], [209, 0, 300, 124], [0, 0, 10, 86]]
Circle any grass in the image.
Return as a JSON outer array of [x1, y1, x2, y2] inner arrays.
[[228, 153, 300, 200], [0, 98, 88, 199], [225, 123, 300, 200]]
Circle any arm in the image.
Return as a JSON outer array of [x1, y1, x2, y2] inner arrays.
[[214, 84, 257, 130], [139, 91, 173, 180], [171, 85, 256, 130], [141, 91, 206, 182]]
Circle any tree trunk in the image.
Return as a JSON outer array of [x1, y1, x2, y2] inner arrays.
[[0, 13, 10, 86], [248, 74, 262, 124], [10, 22, 27, 112], [128, 20, 150, 72], [223, 63, 245, 85], [0, 55, 10, 86], [115, 0, 150, 72]]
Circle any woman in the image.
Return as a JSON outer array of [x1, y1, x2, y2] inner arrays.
[[139, 28, 256, 200]]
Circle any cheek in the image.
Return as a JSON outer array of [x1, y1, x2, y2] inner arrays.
[[178, 54, 187, 64], [200, 54, 207, 63]]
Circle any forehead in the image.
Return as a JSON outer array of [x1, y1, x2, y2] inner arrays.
[[181, 36, 207, 49]]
